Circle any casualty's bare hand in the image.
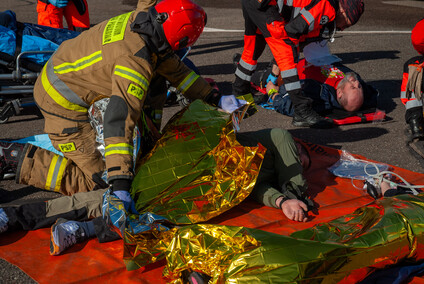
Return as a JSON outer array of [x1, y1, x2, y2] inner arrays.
[[278, 198, 308, 222], [266, 81, 278, 99]]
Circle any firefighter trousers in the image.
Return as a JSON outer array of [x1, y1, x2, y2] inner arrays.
[[16, 112, 108, 195]]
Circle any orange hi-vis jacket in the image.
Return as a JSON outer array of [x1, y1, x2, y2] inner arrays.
[[235, 0, 337, 107]]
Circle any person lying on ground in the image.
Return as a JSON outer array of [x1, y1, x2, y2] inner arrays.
[[0, 0, 245, 211], [232, 0, 364, 128], [254, 58, 379, 117], [0, 128, 313, 255]]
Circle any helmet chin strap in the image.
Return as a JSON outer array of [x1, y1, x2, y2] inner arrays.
[[130, 9, 171, 54]]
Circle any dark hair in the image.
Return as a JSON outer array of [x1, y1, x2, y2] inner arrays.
[[296, 142, 311, 171], [339, 0, 364, 26]]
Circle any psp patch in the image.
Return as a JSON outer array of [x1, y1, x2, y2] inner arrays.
[[58, 142, 76, 152], [128, 83, 145, 100]]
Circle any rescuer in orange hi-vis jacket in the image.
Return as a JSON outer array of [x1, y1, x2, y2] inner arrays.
[[37, 0, 90, 32], [0, 0, 245, 212], [233, 0, 364, 128], [401, 18, 424, 141]]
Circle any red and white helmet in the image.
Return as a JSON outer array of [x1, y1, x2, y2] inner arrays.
[[153, 0, 207, 51], [412, 18, 424, 55]]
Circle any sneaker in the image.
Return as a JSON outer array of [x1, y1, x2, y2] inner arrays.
[[0, 208, 8, 233], [292, 107, 334, 129], [50, 218, 87, 255]]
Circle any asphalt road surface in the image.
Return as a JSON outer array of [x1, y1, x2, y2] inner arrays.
[[1, 0, 424, 282]]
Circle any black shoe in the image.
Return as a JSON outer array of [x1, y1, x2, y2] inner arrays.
[[408, 117, 424, 140], [0, 142, 24, 180], [233, 53, 241, 68], [292, 108, 334, 128], [406, 107, 424, 140]]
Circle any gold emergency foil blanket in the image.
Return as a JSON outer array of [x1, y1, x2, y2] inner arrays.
[[132, 100, 265, 224], [163, 194, 424, 283], [125, 100, 265, 270], [163, 224, 261, 283]]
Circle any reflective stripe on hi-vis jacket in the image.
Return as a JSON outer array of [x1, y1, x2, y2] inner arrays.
[[105, 143, 134, 157], [45, 154, 68, 192], [114, 65, 149, 93], [42, 60, 90, 112], [53, 51, 103, 74], [177, 71, 200, 93]]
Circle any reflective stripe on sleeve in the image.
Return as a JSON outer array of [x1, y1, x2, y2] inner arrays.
[[53, 51, 102, 74], [45, 155, 67, 192], [42, 61, 89, 112], [105, 143, 134, 157], [300, 9, 315, 31], [114, 65, 149, 91], [177, 71, 199, 93]]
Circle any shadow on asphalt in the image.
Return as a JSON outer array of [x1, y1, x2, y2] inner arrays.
[[191, 40, 244, 56], [336, 50, 401, 64], [0, 186, 55, 205], [289, 126, 389, 146]]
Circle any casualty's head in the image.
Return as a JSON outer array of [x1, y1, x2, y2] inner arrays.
[[336, 72, 364, 112], [411, 18, 424, 55], [151, 0, 207, 51], [335, 0, 364, 31]]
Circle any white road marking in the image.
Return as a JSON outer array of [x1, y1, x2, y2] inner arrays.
[[204, 27, 412, 34]]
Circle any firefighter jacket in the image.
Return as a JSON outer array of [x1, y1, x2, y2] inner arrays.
[[34, 8, 214, 189], [236, 0, 337, 108], [401, 55, 424, 110]]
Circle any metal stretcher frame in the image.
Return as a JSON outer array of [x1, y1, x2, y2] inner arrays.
[[0, 50, 54, 123]]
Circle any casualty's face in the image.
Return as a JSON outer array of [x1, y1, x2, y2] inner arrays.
[[341, 76, 364, 112]]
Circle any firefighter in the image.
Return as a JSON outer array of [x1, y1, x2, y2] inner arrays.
[[233, 0, 364, 128], [401, 18, 424, 141], [37, 0, 90, 32], [0, 0, 244, 211]]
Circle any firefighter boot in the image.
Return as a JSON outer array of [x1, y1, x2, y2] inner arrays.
[[0, 142, 24, 180], [292, 105, 334, 129], [406, 107, 424, 140]]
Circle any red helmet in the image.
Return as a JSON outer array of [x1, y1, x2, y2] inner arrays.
[[153, 0, 207, 51], [411, 18, 424, 55]]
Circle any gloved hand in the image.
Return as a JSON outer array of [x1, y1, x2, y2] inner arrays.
[[48, 0, 69, 8], [266, 73, 279, 85], [113, 190, 138, 214], [218, 95, 247, 113]]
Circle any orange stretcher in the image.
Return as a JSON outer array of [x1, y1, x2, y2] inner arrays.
[[1, 142, 423, 283]]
